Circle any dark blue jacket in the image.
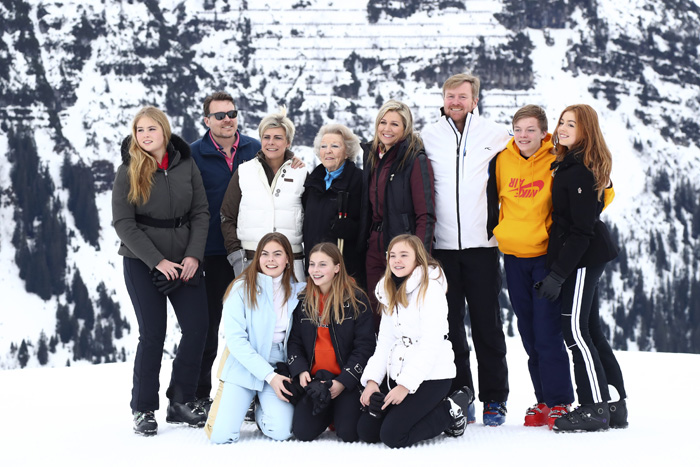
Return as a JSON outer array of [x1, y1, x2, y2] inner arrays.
[[191, 130, 261, 256]]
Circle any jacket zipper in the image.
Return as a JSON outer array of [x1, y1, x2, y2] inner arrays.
[[373, 154, 390, 252], [448, 118, 463, 249], [163, 168, 174, 260]]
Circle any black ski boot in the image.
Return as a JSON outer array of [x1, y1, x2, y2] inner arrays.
[[166, 401, 207, 427], [553, 402, 610, 433], [195, 397, 214, 417], [609, 400, 628, 429], [444, 386, 474, 437], [133, 410, 157, 436]]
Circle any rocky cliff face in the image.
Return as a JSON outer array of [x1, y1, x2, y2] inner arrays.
[[1, 0, 699, 367]]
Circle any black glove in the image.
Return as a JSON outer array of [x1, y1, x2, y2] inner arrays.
[[273, 362, 304, 405], [274, 362, 292, 378], [330, 217, 357, 240], [182, 265, 202, 287], [306, 370, 335, 416], [368, 391, 387, 419], [282, 379, 306, 406], [535, 271, 567, 302], [150, 270, 182, 295]]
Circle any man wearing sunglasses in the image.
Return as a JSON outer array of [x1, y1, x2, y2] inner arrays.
[[190, 91, 261, 415]]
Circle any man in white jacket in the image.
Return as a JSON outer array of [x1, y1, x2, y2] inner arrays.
[[421, 73, 511, 426]]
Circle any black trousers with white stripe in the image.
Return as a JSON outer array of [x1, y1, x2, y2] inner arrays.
[[560, 263, 626, 405]]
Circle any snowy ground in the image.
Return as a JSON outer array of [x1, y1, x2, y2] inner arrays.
[[1, 342, 696, 466]]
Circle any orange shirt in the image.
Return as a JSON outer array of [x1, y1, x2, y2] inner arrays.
[[310, 294, 341, 376]]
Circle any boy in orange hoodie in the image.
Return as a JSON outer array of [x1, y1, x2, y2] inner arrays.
[[487, 105, 574, 429]]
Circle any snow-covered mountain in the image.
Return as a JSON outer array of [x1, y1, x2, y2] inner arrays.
[[1, 0, 699, 368]]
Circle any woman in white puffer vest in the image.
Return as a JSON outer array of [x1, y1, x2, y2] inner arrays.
[[357, 234, 474, 448], [220, 108, 307, 280]]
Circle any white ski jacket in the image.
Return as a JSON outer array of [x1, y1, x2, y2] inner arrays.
[[421, 111, 511, 250], [361, 265, 455, 393]]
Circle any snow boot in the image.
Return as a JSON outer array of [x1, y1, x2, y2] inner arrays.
[[195, 397, 213, 416], [444, 386, 474, 437], [166, 401, 207, 427], [553, 402, 609, 433], [524, 403, 549, 427], [547, 404, 571, 430], [133, 410, 157, 436], [609, 400, 628, 429], [483, 401, 507, 426]]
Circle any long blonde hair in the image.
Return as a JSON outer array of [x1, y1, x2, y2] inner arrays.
[[126, 106, 172, 205], [552, 104, 612, 200], [222, 232, 297, 309], [382, 234, 443, 315], [302, 243, 367, 325], [367, 100, 423, 173]]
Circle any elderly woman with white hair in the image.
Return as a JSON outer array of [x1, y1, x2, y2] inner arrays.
[[221, 108, 308, 280], [302, 123, 364, 280]]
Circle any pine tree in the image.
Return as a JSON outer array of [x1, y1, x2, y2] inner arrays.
[[18, 340, 29, 368], [72, 270, 95, 330], [60, 156, 100, 246], [78, 327, 93, 362], [37, 331, 49, 365], [56, 303, 73, 344], [49, 335, 57, 353]]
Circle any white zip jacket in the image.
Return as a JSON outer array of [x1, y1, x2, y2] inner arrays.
[[237, 158, 306, 253], [421, 111, 511, 250], [361, 265, 455, 393]]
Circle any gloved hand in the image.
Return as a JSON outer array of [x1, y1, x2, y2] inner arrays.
[[281, 379, 306, 406], [273, 363, 305, 405], [535, 271, 567, 302], [306, 369, 335, 416], [274, 362, 292, 378], [227, 249, 246, 277], [368, 391, 388, 419], [330, 217, 357, 240], [150, 270, 182, 295]]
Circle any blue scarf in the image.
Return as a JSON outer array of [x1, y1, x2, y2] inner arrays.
[[324, 163, 346, 190]]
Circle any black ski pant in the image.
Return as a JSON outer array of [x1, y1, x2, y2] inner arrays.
[[124, 257, 208, 412], [357, 379, 452, 448], [292, 387, 363, 442], [197, 254, 234, 399], [433, 247, 509, 402], [560, 263, 626, 405]]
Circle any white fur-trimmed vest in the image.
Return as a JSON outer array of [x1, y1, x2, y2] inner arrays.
[[237, 158, 306, 253]]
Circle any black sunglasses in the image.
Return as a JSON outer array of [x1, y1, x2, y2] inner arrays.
[[207, 110, 238, 120]]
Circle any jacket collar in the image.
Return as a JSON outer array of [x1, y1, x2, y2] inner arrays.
[[375, 265, 446, 306], [120, 133, 191, 166], [305, 160, 356, 191]]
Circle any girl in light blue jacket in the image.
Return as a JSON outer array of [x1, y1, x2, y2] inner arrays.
[[205, 232, 305, 443]]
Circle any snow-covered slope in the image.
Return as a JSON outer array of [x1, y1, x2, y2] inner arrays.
[[0, 343, 695, 466]]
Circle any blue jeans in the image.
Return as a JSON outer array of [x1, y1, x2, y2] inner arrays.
[[206, 343, 294, 443]]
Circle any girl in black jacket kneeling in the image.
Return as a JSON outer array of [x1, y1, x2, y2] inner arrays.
[[287, 243, 376, 442]]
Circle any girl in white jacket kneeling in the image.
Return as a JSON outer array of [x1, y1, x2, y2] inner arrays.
[[358, 234, 475, 448]]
